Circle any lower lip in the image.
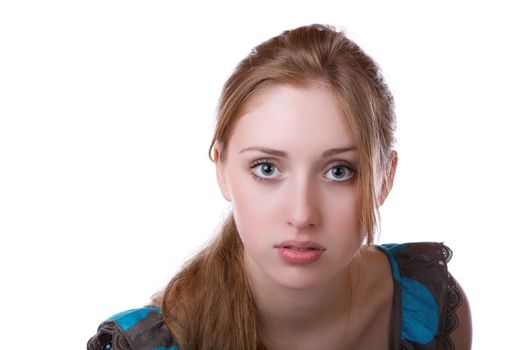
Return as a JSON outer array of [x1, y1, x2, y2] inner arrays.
[[277, 247, 323, 264]]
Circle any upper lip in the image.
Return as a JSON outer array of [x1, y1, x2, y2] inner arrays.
[[274, 240, 326, 250]]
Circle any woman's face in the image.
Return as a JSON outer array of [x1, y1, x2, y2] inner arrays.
[[215, 83, 365, 290]]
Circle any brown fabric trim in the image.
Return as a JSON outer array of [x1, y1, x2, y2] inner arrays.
[[442, 273, 462, 350], [87, 321, 133, 350]]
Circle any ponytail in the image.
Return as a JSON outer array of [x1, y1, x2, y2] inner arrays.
[[155, 214, 266, 350]]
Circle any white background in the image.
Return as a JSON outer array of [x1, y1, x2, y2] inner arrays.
[[1, 1, 523, 348]]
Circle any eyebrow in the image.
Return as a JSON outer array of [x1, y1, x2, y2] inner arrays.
[[239, 145, 358, 158]]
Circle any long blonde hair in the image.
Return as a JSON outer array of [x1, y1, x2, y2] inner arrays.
[[156, 24, 396, 350]]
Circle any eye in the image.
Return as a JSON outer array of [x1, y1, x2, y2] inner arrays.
[[250, 160, 282, 182], [325, 162, 356, 182]]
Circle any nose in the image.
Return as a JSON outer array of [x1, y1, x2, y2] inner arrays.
[[286, 176, 320, 230]]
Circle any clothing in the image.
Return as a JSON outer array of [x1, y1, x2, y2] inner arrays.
[[378, 243, 461, 349], [87, 242, 462, 350]]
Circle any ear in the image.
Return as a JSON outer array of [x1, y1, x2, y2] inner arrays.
[[379, 150, 398, 206], [213, 142, 232, 202]]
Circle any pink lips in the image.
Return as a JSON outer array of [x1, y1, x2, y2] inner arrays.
[[275, 240, 326, 265]]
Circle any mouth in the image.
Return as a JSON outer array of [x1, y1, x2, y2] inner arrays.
[[275, 240, 326, 251], [285, 246, 318, 251], [275, 241, 326, 264]]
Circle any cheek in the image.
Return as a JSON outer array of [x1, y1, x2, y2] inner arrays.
[[338, 194, 362, 231], [324, 189, 365, 246], [228, 173, 278, 244]]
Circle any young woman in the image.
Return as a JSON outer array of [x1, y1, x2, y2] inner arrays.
[[87, 24, 472, 350]]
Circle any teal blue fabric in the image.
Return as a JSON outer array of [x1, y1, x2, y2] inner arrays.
[[107, 306, 161, 332], [378, 243, 439, 345], [378, 243, 406, 279]]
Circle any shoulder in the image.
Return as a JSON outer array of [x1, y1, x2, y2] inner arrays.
[[377, 242, 472, 349], [87, 306, 179, 350]]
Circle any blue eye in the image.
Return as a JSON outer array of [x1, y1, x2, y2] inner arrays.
[[325, 163, 356, 182], [250, 160, 281, 182]]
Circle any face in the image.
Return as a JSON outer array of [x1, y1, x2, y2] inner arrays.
[[215, 83, 366, 290]]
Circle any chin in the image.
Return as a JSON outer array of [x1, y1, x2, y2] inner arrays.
[[271, 266, 338, 290]]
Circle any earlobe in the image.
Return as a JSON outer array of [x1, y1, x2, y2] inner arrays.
[[379, 151, 398, 205], [214, 143, 232, 202]]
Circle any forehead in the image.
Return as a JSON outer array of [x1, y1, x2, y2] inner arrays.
[[227, 84, 356, 155]]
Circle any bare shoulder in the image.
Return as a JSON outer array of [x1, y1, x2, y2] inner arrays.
[[350, 246, 394, 322], [354, 245, 394, 291], [343, 246, 394, 349], [448, 276, 473, 350]]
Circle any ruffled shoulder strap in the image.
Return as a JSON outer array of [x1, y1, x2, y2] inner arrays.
[[87, 306, 179, 350], [377, 242, 458, 350]]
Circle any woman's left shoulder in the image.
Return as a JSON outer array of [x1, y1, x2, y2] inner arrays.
[[377, 242, 472, 349], [87, 306, 179, 350]]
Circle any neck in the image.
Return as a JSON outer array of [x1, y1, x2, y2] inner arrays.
[[244, 253, 360, 337]]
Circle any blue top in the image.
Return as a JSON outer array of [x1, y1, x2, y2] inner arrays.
[[87, 242, 461, 350]]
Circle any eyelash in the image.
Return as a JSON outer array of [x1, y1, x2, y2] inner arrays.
[[249, 159, 357, 184]]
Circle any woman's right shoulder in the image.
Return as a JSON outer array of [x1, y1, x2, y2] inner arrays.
[[87, 306, 179, 350]]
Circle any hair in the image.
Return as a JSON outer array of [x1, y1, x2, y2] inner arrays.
[[154, 23, 396, 350]]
